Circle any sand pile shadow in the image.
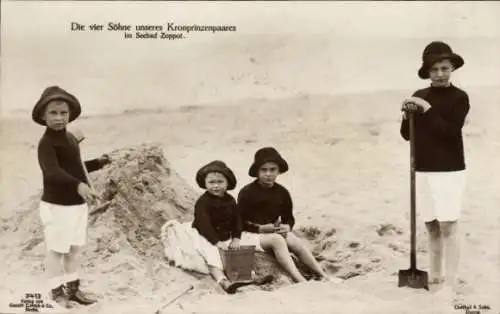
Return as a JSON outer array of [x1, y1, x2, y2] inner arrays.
[[5, 144, 384, 295]]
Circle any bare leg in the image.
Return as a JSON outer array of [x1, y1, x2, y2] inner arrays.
[[425, 220, 443, 283], [63, 246, 96, 304], [440, 221, 460, 288], [63, 245, 81, 288], [285, 233, 328, 278], [45, 250, 65, 288], [63, 245, 80, 278], [208, 265, 254, 294], [208, 266, 226, 283], [260, 234, 307, 283]]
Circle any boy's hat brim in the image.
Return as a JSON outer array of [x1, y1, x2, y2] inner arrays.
[[417, 41, 464, 79], [32, 86, 81, 125], [418, 53, 464, 79], [248, 147, 289, 178], [196, 160, 237, 190]]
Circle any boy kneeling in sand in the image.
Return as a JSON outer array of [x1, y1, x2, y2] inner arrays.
[[400, 41, 469, 298], [238, 147, 331, 283], [192, 161, 271, 294], [33, 86, 110, 307]]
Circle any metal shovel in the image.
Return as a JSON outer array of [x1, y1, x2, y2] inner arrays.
[[398, 111, 429, 290]]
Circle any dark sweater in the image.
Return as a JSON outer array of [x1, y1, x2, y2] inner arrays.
[[237, 180, 295, 233], [400, 84, 470, 172], [37, 128, 103, 206], [192, 192, 242, 245]]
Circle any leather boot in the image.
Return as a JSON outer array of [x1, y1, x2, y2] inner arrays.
[[66, 279, 97, 305], [50, 284, 69, 308]]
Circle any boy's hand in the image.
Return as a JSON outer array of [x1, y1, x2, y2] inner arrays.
[[275, 224, 291, 234], [410, 96, 431, 112], [77, 183, 99, 204], [401, 99, 419, 114], [275, 224, 290, 238], [259, 224, 276, 234], [216, 241, 228, 250], [402, 97, 431, 114], [229, 238, 241, 250]]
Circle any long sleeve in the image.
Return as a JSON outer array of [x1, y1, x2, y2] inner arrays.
[[231, 199, 243, 239], [84, 158, 103, 173], [237, 189, 260, 233], [400, 117, 409, 141], [66, 132, 104, 174], [193, 199, 220, 245], [400, 90, 424, 142], [281, 188, 295, 230], [422, 93, 470, 138], [38, 140, 81, 188]]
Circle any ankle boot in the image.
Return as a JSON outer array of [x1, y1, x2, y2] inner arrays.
[[66, 279, 97, 305], [50, 284, 69, 308]]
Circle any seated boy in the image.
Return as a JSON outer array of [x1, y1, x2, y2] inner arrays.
[[238, 147, 331, 283]]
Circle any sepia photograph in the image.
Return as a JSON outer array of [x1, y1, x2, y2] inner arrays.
[[0, 1, 499, 313]]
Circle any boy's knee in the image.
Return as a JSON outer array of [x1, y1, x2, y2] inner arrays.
[[285, 233, 302, 250], [440, 221, 457, 238], [269, 234, 287, 248], [425, 220, 440, 237], [69, 245, 81, 254]]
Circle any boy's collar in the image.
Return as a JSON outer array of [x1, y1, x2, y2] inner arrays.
[[205, 191, 227, 198], [45, 127, 67, 136], [430, 82, 453, 88], [254, 179, 275, 189]]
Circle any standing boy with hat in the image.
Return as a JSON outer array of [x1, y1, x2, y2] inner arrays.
[[33, 86, 110, 308], [400, 41, 470, 299], [238, 147, 330, 283], [192, 160, 257, 294]]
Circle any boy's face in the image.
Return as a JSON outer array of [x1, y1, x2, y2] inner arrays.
[[257, 162, 279, 187], [429, 59, 454, 87], [205, 172, 228, 197], [42, 100, 70, 130]]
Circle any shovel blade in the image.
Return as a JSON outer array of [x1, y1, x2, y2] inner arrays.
[[398, 268, 429, 290]]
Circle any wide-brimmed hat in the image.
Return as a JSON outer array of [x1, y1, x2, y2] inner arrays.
[[418, 41, 464, 79], [248, 147, 289, 177], [196, 160, 237, 190], [32, 86, 81, 126]]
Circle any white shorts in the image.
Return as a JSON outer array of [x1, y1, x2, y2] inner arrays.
[[416, 170, 466, 222], [39, 201, 89, 253], [193, 230, 264, 270]]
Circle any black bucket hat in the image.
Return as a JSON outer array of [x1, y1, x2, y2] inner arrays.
[[248, 147, 289, 178], [196, 160, 237, 190], [418, 41, 464, 79], [32, 86, 81, 126]]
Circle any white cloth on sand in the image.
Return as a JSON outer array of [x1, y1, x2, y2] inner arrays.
[[160, 220, 210, 274], [416, 170, 466, 222], [39, 201, 88, 253]]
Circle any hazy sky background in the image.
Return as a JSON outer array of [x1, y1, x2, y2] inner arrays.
[[1, 1, 499, 116]]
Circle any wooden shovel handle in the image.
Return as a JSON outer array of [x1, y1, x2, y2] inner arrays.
[[409, 112, 417, 270]]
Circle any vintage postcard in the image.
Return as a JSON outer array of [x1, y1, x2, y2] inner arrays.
[[1, 1, 499, 313]]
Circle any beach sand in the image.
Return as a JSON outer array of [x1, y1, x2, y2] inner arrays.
[[1, 86, 499, 313]]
